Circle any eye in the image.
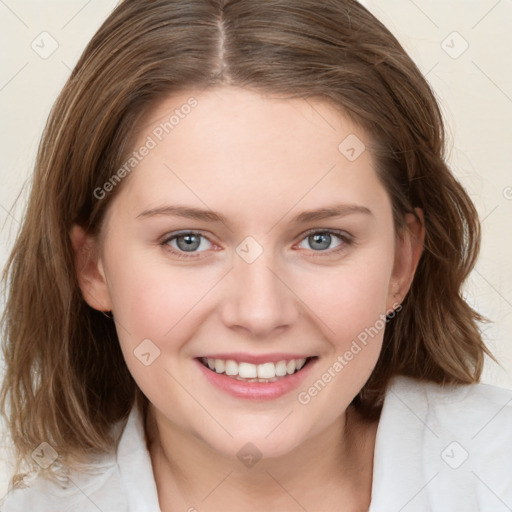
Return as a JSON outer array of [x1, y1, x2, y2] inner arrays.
[[296, 229, 351, 255], [160, 231, 214, 258], [159, 228, 353, 260]]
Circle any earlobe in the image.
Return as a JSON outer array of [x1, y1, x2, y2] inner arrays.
[[69, 224, 113, 312], [388, 208, 425, 308]]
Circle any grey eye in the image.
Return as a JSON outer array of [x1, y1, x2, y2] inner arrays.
[[166, 233, 212, 253], [298, 232, 343, 251], [176, 234, 202, 252]]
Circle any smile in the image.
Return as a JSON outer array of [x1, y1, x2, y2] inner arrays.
[[198, 356, 315, 383]]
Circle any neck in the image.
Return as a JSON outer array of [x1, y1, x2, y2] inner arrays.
[[146, 404, 379, 512]]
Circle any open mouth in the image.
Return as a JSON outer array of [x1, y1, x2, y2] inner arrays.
[[197, 356, 318, 383]]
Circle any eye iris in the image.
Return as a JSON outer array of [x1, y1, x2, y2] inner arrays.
[[309, 233, 331, 250], [176, 234, 201, 252]]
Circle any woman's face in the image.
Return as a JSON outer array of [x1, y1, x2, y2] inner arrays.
[[73, 86, 421, 459]]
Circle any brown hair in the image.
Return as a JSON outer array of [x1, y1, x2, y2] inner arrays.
[[0, 0, 496, 485]]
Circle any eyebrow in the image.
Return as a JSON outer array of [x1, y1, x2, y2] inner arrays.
[[136, 203, 372, 224]]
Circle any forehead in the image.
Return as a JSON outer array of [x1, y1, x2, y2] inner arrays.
[[107, 86, 390, 225]]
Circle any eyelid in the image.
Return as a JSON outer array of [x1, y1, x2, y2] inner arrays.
[[297, 227, 352, 242], [159, 229, 211, 244]]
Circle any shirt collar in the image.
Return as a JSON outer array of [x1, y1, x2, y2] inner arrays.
[[116, 403, 162, 512]]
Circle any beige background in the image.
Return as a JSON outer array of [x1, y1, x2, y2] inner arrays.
[[1, 0, 511, 501]]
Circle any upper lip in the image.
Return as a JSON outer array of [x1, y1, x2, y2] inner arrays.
[[198, 353, 315, 364]]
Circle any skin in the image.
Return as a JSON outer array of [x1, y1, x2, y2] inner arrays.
[[71, 86, 424, 511]]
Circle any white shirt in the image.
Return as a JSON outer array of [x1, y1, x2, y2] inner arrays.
[[2, 374, 511, 511]]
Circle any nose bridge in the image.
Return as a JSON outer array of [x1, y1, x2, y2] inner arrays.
[[221, 241, 298, 336]]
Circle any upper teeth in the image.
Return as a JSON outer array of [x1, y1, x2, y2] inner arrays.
[[202, 358, 308, 379]]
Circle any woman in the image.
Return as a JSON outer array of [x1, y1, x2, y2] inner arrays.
[[1, 1, 511, 510]]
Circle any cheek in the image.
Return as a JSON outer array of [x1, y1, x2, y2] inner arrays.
[[297, 254, 394, 347], [106, 248, 221, 348], [104, 252, 208, 402], [292, 257, 394, 416]]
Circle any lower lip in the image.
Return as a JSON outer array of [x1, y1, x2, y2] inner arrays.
[[194, 357, 318, 400]]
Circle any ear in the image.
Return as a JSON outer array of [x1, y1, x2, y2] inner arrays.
[[387, 208, 425, 310], [69, 224, 113, 312]]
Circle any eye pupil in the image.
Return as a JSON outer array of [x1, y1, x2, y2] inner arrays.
[[309, 233, 331, 251]]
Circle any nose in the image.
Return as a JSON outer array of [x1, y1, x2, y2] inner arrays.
[[219, 249, 299, 338]]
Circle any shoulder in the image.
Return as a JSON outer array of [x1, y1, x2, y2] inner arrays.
[[0, 457, 129, 512], [0, 405, 156, 512], [369, 375, 512, 511], [385, 374, 512, 437]]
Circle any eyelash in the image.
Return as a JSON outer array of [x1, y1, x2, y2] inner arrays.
[[159, 229, 353, 260]]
